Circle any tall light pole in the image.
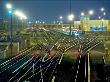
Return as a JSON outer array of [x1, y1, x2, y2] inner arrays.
[[88, 10, 94, 31], [80, 12, 85, 30], [101, 8, 105, 12], [100, 7, 106, 28], [68, 14, 74, 36], [59, 16, 63, 30], [6, 3, 13, 57], [81, 12, 85, 16], [88, 10, 94, 16], [6, 4, 27, 57]]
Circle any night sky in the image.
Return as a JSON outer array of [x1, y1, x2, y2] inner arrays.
[[0, 0, 110, 23]]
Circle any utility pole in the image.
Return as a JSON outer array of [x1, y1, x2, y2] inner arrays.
[[10, 11, 13, 57]]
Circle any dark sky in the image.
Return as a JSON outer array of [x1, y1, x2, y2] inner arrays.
[[1, 0, 110, 23]]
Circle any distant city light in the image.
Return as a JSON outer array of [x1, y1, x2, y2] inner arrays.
[[28, 21, 32, 24], [103, 12, 106, 15], [89, 10, 94, 15], [81, 12, 85, 16], [43, 21, 45, 24], [98, 16, 101, 19], [101, 8, 105, 12], [37, 21, 39, 23], [59, 16, 63, 19], [101, 18, 104, 21], [36, 21, 38, 24]]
